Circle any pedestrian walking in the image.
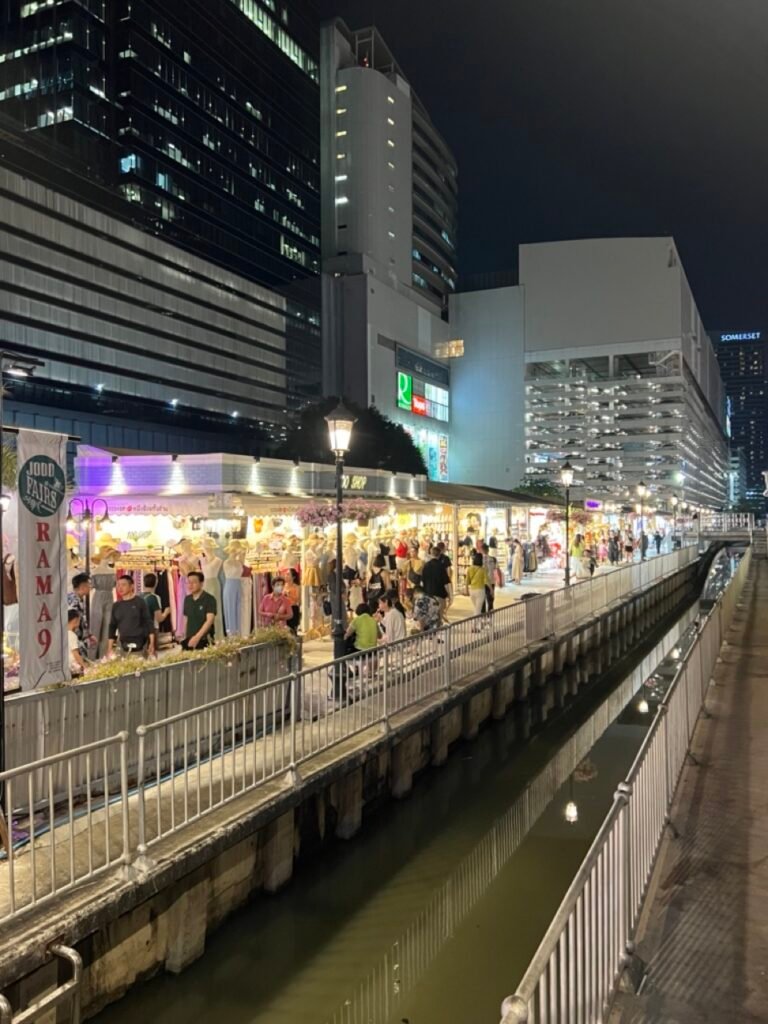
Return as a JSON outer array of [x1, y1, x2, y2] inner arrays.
[[466, 551, 488, 622]]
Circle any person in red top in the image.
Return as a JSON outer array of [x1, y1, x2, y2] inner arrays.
[[259, 577, 293, 628]]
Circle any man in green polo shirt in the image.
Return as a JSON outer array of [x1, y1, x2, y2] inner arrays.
[[182, 571, 217, 650]]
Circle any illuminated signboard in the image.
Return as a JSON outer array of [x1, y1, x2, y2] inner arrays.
[[720, 331, 762, 342], [584, 499, 603, 511], [397, 371, 412, 411], [412, 394, 427, 416]]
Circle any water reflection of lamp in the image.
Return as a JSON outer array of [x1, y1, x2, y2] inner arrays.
[[564, 776, 578, 824], [637, 682, 650, 715]]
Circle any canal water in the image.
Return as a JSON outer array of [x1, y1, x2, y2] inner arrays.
[[96, 553, 736, 1024]]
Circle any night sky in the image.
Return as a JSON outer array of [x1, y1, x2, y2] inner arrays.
[[318, 0, 768, 330]]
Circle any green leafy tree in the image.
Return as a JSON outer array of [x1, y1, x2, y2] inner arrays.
[[514, 478, 563, 500], [277, 398, 427, 475]]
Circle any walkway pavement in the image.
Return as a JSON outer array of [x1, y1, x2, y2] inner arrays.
[[612, 555, 768, 1023]]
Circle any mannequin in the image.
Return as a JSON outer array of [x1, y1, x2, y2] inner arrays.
[[223, 541, 246, 636], [175, 539, 200, 639], [303, 536, 321, 587], [201, 537, 224, 639]]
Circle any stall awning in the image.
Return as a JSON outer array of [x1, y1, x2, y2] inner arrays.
[[426, 481, 565, 509]]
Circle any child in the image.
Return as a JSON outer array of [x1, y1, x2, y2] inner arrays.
[[142, 573, 171, 629], [67, 609, 86, 677]]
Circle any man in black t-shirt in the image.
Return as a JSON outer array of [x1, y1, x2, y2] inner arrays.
[[108, 576, 156, 656], [182, 571, 217, 650], [421, 547, 452, 624]]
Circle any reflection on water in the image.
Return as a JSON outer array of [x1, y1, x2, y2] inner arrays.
[[96, 598, 704, 1024]]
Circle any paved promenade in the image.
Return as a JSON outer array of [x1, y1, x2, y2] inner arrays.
[[612, 556, 768, 1023]]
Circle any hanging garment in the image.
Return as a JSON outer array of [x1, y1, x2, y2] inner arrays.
[[240, 575, 253, 636], [175, 570, 188, 639], [90, 573, 114, 658], [223, 577, 242, 636], [154, 569, 173, 634]]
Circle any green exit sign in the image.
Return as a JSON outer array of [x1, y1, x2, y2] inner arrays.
[[397, 371, 412, 411]]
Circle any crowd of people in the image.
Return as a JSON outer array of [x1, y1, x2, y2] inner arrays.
[[63, 524, 673, 678], [568, 528, 669, 579]]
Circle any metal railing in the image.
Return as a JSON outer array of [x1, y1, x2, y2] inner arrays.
[[132, 545, 698, 858], [0, 735, 130, 921], [499, 546, 752, 1024], [0, 543, 699, 922], [322, 605, 700, 1024], [5, 640, 289, 806], [0, 944, 82, 1024]]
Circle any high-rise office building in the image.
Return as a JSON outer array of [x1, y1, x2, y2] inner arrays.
[[319, 20, 458, 480], [0, 0, 322, 446], [321, 20, 458, 317], [714, 330, 767, 510]]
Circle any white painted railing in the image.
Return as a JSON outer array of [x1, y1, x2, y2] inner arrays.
[[132, 545, 698, 857], [0, 542, 700, 922], [0, 734, 131, 921], [498, 546, 752, 1024], [5, 641, 290, 806]]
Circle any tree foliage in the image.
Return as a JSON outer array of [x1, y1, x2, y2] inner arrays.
[[514, 477, 563, 500], [276, 397, 427, 475]]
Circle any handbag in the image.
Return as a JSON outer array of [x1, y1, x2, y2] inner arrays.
[[322, 598, 332, 616]]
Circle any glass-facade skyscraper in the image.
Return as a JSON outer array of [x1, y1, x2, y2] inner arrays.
[[714, 330, 768, 509], [0, 0, 321, 446]]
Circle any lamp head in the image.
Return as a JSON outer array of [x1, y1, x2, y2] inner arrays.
[[671, 494, 679, 508], [637, 480, 647, 498], [324, 401, 357, 458], [560, 460, 574, 489], [564, 800, 579, 825]]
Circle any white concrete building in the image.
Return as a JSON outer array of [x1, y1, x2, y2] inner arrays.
[[520, 237, 729, 510], [320, 20, 458, 480], [449, 286, 526, 489]]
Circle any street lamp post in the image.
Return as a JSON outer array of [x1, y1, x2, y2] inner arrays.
[[0, 353, 43, 819], [66, 498, 112, 577], [561, 460, 574, 587], [671, 493, 679, 548], [637, 480, 648, 559], [324, 402, 357, 662]]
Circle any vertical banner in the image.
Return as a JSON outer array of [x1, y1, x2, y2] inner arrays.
[[17, 430, 69, 690]]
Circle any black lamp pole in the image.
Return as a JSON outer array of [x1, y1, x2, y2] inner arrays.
[[333, 455, 345, 662], [324, 402, 356, 663], [561, 460, 574, 587]]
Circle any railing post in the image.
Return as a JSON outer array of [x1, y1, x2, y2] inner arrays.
[[381, 644, 391, 734], [616, 782, 634, 965], [489, 609, 496, 667], [119, 730, 131, 870], [548, 591, 555, 636], [287, 671, 301, 786], [443, 625, 452, 695], [499, 994, 529, 1023], [133, 726, 154, 872]]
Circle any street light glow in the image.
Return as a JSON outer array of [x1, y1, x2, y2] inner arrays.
[[324, 401, 357, 457], [565, 800, 579, 824]]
